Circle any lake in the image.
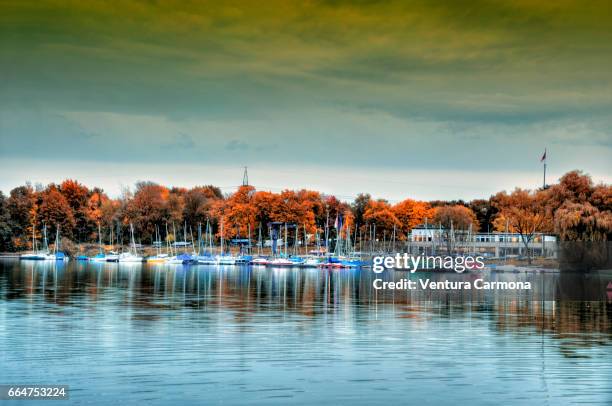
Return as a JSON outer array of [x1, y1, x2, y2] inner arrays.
[[1, 259, 611, 405]]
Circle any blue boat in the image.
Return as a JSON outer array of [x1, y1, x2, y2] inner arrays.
[[168, 253, 195, 264], [289, 256, 305, 265], [90, 252, 107, 262]]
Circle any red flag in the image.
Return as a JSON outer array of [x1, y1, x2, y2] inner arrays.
[[540, 149, 547, 162]]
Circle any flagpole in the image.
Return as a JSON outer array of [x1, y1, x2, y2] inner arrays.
[[541, 148, 547, 189]]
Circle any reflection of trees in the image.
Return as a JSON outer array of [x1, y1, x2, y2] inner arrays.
[[494, 300, 611, 356], [2, 261, 610, 355]]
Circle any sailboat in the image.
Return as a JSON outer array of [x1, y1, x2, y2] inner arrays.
[[197, 220, 217, 265], [215, 220, 238, 265], [44, 225, 69, 261], [118, 223, 143, 263], [90, 223, 107, 262], [106, 224, 120, 262], [20, 222, 48, 260], [147, 225, 169, 263], [267, 223, 293, 266], [250, 224, 269, 265], [167, 222, 194, 264]]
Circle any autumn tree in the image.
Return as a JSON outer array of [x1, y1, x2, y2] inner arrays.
[[7, 185, 37, 249], [59, 179, 92, 239], [296, 189, 326, 231], [38, 185, 76, 240], [591, 184, 612, 212], [363, 199, 400, 240], [433, 205, 479, 254], [270, 190, 315, 236], [99, 198, 121, 231], [86, 188, 108, 224], [392, 199, 433, 239], [351, 193, 371, 228], [252, 191, 280, 234], [542, 171, 612, 241], [492, 189, 551, 263], [554, 202, 612, 242], [0, 192, 12, 251], [214, 185, 257, 240], [183, 186, 219, 228], [125, 182, 170, 242]]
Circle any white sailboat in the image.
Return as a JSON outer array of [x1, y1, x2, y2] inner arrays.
[[118, 223, 143, 263], [20, 222, 48, 260], [215, 219, 238, 265], [106, 225, 119, 262], [147, 225, 169, 263]]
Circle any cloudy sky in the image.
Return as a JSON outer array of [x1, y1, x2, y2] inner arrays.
[[1, 0, 611, 201]]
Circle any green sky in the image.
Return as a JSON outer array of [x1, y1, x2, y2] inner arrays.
[[1, 0, 611, 199]]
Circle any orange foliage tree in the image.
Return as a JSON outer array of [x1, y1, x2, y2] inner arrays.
[[392, 199, 433, 239], [1, 170, 610, 253], [125, 182, 170, 242], [38, 185, 76, 240], [492, 189, 551, 263], [59, 179, 91, 239], [214, 185, 257, 239], [363, 200, 400, 240]]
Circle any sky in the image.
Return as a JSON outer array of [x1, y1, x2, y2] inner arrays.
[[1, 0, 611, 201]]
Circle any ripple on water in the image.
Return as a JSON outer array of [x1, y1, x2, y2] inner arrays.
[[0, 259, 611, 405]]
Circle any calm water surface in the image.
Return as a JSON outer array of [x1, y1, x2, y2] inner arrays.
[[1, 259, 611, 405]]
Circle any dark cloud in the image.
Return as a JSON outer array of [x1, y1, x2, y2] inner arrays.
[[0, 1, 610, 186]]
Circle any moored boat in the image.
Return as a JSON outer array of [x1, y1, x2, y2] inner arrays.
[[267, 257, 294, 267], [167, 253, 194, 264], [90, 223, 107, 262], [147, 253, 169, 263], [250, 256, 269, 266], [216, 254, 238, 265], [20, 223, 50, 260], [118, 223, 143, 263], [118, 252, 143, 263]]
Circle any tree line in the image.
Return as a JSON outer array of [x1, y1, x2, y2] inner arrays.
[[0, 170, 609, 252]]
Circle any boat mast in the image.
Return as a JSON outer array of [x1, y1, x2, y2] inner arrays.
[[156, 225, 161, 256], [220, 219, 224, 255], [248, 223, 251, 256], [55, 225, 59, 255], [284, 223, 288, 257], [258, 223, 262, 256], [324, 210, 329, 256], [130, 223, 136, 255], [98, 223, 103, 254], [32, 222, 37, 252], [43, 222, 48, 252], [183, 221, 188, 254], [197, 223, 202, 256], [189, 225, 196, 255], [172, 222, 178, 256], [165, 222, 170, 256]]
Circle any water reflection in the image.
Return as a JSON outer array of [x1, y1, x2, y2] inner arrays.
[[1, 259, 611, 405]]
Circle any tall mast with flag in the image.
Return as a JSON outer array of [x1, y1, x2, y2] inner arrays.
[[540, 148, 547, 188]]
